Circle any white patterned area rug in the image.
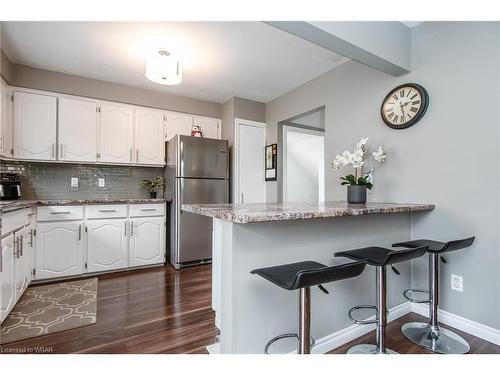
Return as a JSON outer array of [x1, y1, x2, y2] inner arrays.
[[0, 278, 97, 344]]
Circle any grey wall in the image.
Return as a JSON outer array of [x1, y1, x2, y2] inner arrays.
[[266, 22, 500, 329], [0, 161, 163, 200]]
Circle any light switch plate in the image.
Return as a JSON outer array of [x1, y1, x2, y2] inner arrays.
[[98, 178, 105, 188], [71, 177, 79, 188]]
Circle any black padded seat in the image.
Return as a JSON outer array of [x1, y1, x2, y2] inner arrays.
[[392, 237, 475, 254], [335, 246, 428, 267], [251, 260, 366, 291]]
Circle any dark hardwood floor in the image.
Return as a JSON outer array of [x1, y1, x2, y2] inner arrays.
[[1, 264, 498, 354], [329, 312, 500, 354]]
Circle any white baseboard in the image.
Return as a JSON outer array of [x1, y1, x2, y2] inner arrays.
[[411, 303, 500, 346], [206, 342, 221, 354], [215, 314, 221, 330], [310, 301, 411, 354]]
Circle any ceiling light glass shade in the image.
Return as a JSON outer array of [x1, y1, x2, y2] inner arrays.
[[145, 50, 182, 85]]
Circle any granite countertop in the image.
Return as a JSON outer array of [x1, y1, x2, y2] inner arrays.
[[182, 201, 435, 224], [0, 198, 170, 213]]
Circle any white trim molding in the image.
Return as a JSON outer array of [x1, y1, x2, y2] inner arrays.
[[411, 303, 500, 346]]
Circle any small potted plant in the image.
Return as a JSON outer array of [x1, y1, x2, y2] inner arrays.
[[141, 177, 165, 199], [332, 137, 387, 204]]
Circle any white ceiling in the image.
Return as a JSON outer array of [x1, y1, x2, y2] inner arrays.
[[1, 22, 347, 104]]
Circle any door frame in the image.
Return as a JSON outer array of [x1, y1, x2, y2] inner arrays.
[[233, 118, 267, 204], [282, 125, 325, 203]]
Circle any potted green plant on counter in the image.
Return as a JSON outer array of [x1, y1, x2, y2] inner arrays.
[[332, 137, 387, 204], [141, 177, 165, 199]]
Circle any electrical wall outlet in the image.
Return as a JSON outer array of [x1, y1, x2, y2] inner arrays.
[[98, 178, 105, 188], [451, 274, 463, 292], [71, 177, 79, 188]]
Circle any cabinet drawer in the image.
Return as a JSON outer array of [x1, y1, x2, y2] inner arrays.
[[37, 205, 84, 222], [129, 203, 165, 217], [1, 209, 27, 236], [87, 204, 127, 219]]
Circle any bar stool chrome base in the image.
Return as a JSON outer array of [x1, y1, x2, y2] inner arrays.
[[402, 322, 470, 354], [265, 333, 316, 354], [346, 344, 398, 354]]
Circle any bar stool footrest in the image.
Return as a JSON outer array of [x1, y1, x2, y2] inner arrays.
[[403, 289, 431, 304], [348, 305, 378, 325], [264, 333, 316, 354]]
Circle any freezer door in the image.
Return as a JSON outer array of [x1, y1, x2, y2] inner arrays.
[[175, 178, 228, 264], [178, 136, 228, 179]]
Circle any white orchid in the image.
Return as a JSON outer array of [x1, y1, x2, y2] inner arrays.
[[372, 146, 387, 163], [331, 137, 387, 188]]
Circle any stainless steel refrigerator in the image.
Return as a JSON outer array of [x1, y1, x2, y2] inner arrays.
[[165, 135, 229, 269]]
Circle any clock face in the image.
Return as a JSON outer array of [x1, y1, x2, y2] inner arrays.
[[381, 83, 429, 129]]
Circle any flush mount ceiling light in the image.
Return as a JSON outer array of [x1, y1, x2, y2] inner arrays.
[[145, 49, 182, 85]]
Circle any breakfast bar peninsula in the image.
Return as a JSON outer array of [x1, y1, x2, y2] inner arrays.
[[182, 201, 435, 354]]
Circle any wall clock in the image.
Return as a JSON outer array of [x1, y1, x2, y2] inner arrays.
[[381, 83, 429, 129]]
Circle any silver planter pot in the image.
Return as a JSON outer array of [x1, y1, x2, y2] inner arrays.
[[347, 185, 367, 204]]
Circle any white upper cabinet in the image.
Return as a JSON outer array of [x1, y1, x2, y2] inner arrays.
[[99, 103, 134, 164], [59, 97, 98, 162], [165, 111, 192, 141], [13, 91, 57, 161], [0, 81, 14, 157], [135, 108, 165, 165], [193, 115, 221, 139]]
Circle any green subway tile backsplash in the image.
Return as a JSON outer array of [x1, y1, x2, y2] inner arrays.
[[0, 161, 164, 200]]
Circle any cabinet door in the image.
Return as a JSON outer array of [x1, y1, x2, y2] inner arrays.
[[129, 217, 164, 267], [25, 224, 36, 283], [0, 81, 14, 158], [193, 116, 221, 139], [0, 235, 15, 323], [86, 219, 128, 273], [14, 228, 28, 298], [59, 97, 98, 162], [13, 91, 57, 160], [99, 103, 134, 164], [36, 221, 84, 280], [135, 109, 164, 165], [165, 111, 192, 141]]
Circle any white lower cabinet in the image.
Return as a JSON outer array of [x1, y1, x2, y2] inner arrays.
[[86, 219, 128, 273], [35, 221, 84, 280], [1, 234, 16, 323], [129, 217, 165, 267]]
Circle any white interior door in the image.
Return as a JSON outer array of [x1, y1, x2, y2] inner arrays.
[[99, 103, 134, 164], [135, 108, 164, 165], [235, 118, 266, 203], [59, 97, 98, 162], [283, 126, 325, 203], [13, 91, 57, 160]]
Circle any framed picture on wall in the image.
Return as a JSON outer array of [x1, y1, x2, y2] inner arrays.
[[265, 143, 277, 181]]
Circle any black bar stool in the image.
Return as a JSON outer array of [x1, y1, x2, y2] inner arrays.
[[392, 236, 475, 354], [335, 245, 428, 354], [251, 260, 366, 354]]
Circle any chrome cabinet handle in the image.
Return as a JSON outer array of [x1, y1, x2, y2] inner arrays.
[[124, 221, 127, 236], [130, 221, 133, 236], [14, 237, 19, 258], [60, 143, 63, 158], [98, 209, 117, 213], [20, 235, 23, 256], [140, 208, 156, 212], [241, 193, 244, 203], [29, 229, 33, 247], [50, 211, 71, 215], [136, 149, 139, 162], [78, 224, 82, 241]]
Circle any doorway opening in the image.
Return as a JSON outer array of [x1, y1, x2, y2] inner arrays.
[[278, 107, 325, 203]]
